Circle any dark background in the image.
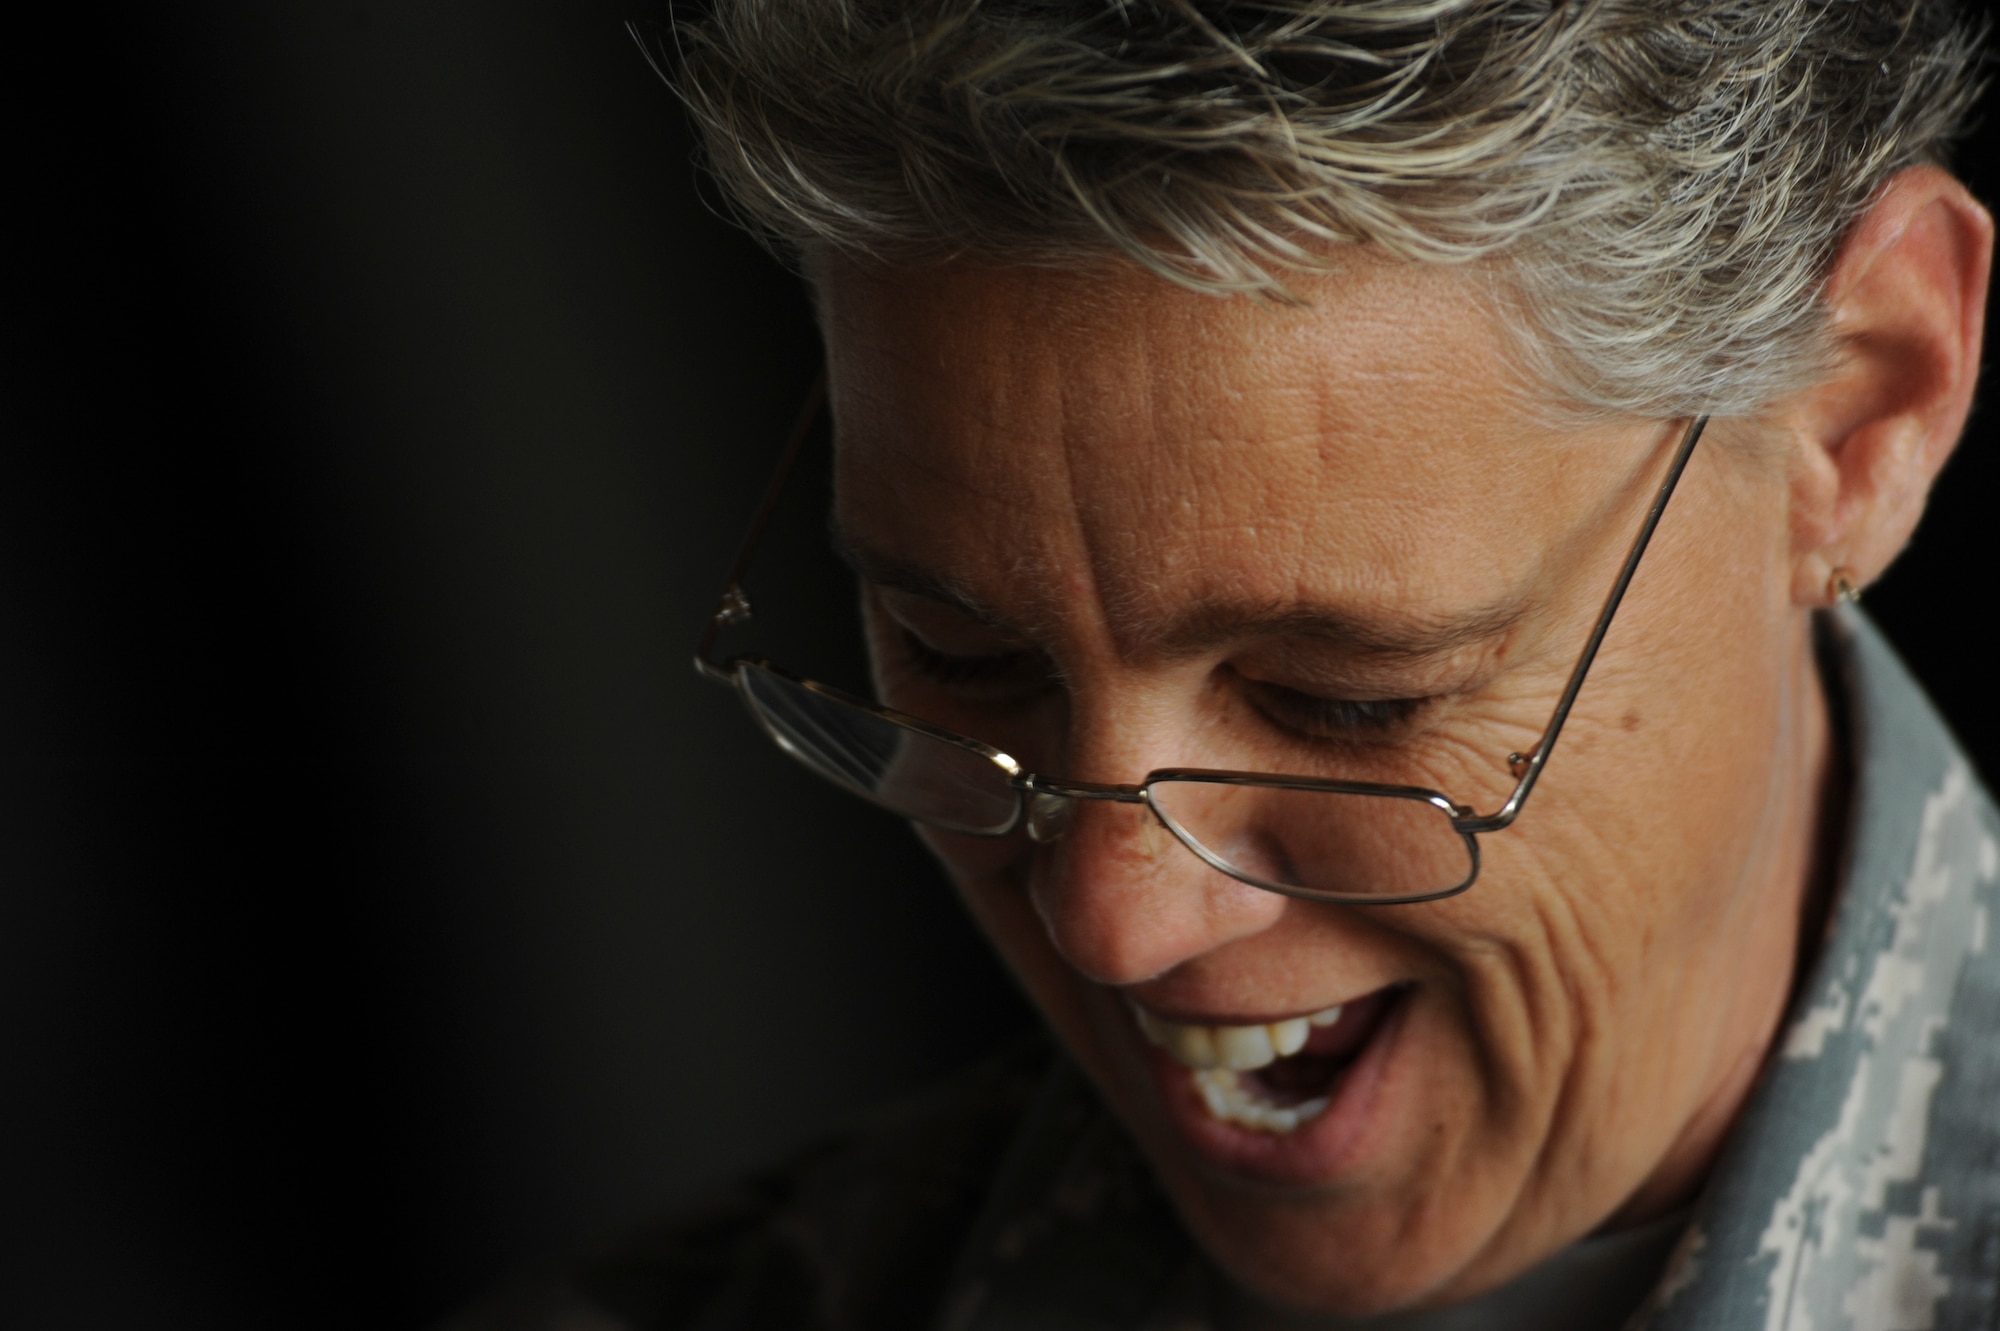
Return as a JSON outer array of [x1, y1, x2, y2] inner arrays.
[[4, 5, 1995, 1327]]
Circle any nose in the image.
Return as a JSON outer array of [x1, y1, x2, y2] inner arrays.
[[1024, 781, 1291, 986]]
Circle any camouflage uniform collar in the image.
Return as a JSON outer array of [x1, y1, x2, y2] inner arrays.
[[1636, 609, 2000, 1330]]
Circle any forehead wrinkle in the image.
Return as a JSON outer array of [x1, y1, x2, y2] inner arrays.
[[1078, 411, 1491, 666], [1047, 344, 1160, 668], [1054, 343, 1308, 667]]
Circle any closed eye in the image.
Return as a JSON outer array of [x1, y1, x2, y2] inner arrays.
[[894, 629, 1055, 698], [1244, 679, 1431, 743]]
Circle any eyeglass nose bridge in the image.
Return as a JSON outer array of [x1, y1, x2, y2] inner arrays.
[[1020, 776, 1151, 844]]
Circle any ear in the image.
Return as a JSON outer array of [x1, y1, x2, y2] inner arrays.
[[1779, 165, 1993, 607]]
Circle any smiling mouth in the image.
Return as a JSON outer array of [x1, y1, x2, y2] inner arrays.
[[1132, 989, 1403, 1135]]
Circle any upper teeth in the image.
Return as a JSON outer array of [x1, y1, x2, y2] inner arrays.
[[1133, 1003, 1344, 1071]]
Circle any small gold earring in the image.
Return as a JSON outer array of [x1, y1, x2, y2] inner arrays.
[[1827, 566, 1862, 605]]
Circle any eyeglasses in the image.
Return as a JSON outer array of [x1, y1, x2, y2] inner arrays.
[[697, 377, 1707, 906]]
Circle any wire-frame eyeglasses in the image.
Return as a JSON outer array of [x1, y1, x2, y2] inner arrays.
[[696, 378, 1708, 906]]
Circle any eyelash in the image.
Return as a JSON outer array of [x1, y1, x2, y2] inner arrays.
[[1245, 682, 1430, 742], [896, 630, 1051, 692]]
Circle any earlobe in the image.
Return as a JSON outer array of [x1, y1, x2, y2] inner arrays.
[[1782, 165, 1994, 608]]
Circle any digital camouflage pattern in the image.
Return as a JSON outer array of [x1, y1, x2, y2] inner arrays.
[[453, 610, 1999, 1331]]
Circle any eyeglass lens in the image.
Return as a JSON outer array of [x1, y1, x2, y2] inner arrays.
[[739, 662, 1021, 836], [1145, 779, 1473, 901], [739, 662, 1475, 901]]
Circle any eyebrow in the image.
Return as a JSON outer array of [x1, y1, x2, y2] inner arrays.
[[833, 528, 1532, 664]]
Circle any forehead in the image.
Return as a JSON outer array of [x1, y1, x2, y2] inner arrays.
[[818, 255, 1626, 650]]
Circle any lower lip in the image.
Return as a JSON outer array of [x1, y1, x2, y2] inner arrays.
[[1141, 988, 1413, 1185]]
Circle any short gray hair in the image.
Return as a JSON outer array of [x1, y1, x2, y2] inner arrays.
[[671, 1, 1983, 417]]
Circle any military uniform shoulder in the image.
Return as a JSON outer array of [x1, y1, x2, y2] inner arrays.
[[442, 1035, 1053, 1331]]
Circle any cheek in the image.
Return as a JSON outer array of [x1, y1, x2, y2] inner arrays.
[[1447, 711, 1771, 1036], [1407, 641, 1795, 1138]]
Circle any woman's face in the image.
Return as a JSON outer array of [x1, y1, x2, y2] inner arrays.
[[818, 253, 1831, 1315]]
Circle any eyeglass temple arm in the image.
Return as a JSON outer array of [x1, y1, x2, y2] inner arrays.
[[1458, 415, 1709, 835], [695, 372, 829, 682]]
